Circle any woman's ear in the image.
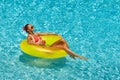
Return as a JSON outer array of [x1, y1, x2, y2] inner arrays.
[[27, 29, 30, 31], [27, 29, 30, 32]]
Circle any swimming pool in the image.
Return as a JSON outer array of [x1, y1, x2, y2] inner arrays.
[[0, 0, 120, 80]]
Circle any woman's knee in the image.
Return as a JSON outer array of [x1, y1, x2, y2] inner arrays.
[[60, 38, 66, 43]]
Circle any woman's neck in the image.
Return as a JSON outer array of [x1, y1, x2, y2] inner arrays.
[[28, 31, 34, 35]]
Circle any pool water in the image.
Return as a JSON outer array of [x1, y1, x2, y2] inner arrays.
[[0, 0, 120, 80]]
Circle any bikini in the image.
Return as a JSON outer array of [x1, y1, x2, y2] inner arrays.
[[34, 37, 41, 43], [29, 35, 46, 45]]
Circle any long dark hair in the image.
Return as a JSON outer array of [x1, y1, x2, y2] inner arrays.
[[23, 24, 30, 33], [23, 24, 34, 34]]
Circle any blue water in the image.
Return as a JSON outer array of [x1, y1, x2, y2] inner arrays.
[[0, 0, 120, 80]]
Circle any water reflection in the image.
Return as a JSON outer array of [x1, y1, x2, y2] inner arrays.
[[19, 53, 67, 68]]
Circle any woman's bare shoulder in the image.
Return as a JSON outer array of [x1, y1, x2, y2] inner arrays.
[[27, 34, 32, 38]]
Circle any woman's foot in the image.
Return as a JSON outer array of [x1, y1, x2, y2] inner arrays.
[[78, 56, 89, 60]]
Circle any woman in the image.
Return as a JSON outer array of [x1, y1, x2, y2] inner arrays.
[[23, 24, 88, 60]]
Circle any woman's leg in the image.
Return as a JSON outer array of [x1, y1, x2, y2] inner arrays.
[[50, 38, 69, 48], [62, 47, 88, 60], [50, 39, 88, 60]]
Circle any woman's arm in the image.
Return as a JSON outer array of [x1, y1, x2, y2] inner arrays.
[[38, 32, 59, 36]]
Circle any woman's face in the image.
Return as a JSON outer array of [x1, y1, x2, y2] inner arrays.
[[27, 24, 34, 31]]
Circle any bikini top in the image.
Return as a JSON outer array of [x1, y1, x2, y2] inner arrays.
[[29, 35, 46, 45], [29, 35, 41, 43], [34, 37, 41, 42]]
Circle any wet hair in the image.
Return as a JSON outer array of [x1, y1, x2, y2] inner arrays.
[[23, 24, 29, 33]]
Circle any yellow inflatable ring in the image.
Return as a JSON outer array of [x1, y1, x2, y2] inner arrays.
[[20, 35, 67, 59]]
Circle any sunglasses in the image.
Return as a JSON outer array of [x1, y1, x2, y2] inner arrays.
[[31, 26, 34, 29]]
